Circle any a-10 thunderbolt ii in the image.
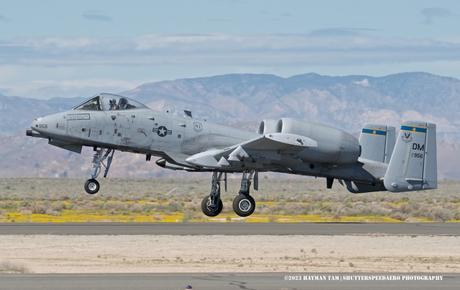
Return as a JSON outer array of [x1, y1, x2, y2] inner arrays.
[[27, 93, 437, 217]]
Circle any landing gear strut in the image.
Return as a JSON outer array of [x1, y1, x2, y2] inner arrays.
[[232, 171, 257, 217], [201, 172, 225, 217], [84, 148, 114, 194], [201, 171, 259, 217]]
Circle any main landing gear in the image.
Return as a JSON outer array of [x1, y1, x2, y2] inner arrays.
[[84, 148, 115, 194], [201, 172, 224, 217], [232, 171, 257, 217], [201, 170, 258, 217]]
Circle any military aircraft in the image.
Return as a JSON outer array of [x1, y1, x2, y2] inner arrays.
[[27, 93, 437, 217]]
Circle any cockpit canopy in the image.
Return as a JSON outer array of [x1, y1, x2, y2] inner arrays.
[[74, 93, 148, 111]]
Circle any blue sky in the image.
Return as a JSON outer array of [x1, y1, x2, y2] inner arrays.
[[1, 0, 460, 98]]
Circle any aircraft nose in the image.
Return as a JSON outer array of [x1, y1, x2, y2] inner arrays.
[[30, 116, 54, 134], [28, 113, 65, 138], [31, 118, 40, 129]]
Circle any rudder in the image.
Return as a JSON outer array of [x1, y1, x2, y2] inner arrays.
[[359, 124, 395, 163], [384, 121, 437, 192]]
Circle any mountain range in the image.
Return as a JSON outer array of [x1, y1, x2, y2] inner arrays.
[[1, 72, 459, 180]]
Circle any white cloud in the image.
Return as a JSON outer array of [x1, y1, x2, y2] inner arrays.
[[1, 33, 460, 68], [22, 37, 96, 49], [401, 110, 457, 133], [421, 7, 454, 25], [0, 66, 18, 80], [358, 109, 401, 128], [1, 78, 141, 99], [354, 78, 370, 87], [358, 109, 456, 135], [82, 11, 112, 22], [2, 33, 460, 98]]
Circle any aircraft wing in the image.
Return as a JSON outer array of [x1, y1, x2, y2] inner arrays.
[[185, 133, 317, 169]]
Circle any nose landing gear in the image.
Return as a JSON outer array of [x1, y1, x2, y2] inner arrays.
[[84, 178, 100, 195], [84, 148, 114, 195]]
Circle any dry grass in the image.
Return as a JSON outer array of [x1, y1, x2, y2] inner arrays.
[[0, 176, 459, 222], [0, 261, 30, 273]]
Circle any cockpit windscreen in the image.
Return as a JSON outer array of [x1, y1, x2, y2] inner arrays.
[[74, 93, 148, 111]]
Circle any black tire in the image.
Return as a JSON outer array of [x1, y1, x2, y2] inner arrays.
[[84, 179, 100, 195], [233, 194, 256, 217], [201, 196, 223, 217]]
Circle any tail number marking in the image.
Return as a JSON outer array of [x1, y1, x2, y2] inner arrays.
[[411, 143, 424, 159], [412, 143, 425, 151]]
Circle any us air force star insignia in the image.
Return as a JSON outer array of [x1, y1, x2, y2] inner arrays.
[[153, 126, 172, 137]]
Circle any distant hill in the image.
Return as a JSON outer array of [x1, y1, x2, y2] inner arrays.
[[1, 72, 459, 179], [123, 72, 460, 139]]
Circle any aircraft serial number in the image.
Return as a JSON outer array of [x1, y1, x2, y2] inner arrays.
[[411, 152, 424, 159]]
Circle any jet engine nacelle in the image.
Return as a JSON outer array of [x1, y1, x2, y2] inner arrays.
[[278, 118, 360, 164], [258, 119, 281, 134]]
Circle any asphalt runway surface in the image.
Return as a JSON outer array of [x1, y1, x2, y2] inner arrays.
[[0, 273, 458, 290], [1, 224, 459, 289], [0, 222, 459, 235]]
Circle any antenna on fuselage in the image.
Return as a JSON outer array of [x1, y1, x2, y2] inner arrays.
[[164, 104, 175, 114], [184, 110, 192, 118]]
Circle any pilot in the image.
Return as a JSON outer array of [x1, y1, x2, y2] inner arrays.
[[109, 99, 117, 110], [118, 97, 128, 110]]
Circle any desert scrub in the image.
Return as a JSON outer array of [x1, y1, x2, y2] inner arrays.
[[0, 177, 459, 222], [0, 261, 30, 274]]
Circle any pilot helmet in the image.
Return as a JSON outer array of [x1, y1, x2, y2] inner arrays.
[[119, 97, 128, 108]]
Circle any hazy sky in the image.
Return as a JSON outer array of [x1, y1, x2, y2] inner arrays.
[[1, 0, 460, 98]]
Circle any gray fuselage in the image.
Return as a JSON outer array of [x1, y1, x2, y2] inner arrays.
[[30, 103, 383, 186]]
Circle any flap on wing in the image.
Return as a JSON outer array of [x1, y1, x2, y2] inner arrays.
[[243, 133, 317, 150], [185, 133, 317, 168], [163, 151, 197, 168], [182, 149, 223, 168]]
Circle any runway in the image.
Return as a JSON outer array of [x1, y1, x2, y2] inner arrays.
[[1, 224, 459, 289], [0, 273, 458, 290], [0, 222, 459, 235]]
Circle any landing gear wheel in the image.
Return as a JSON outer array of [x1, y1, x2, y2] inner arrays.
[[84, 179, 100, 195], [233, 194, 256, 217], [201, 196, 223, 217]]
